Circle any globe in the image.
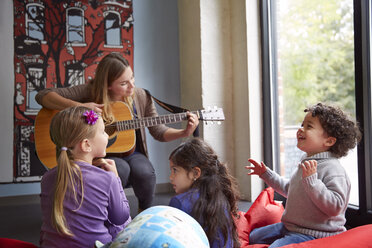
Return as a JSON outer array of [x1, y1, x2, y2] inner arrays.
[[97, 205, 209, 248]]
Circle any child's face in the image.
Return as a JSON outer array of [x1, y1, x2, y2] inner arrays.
[[169, 160, 195, 194], [89, 118, 109, 159], [297, 112, 333, 157]]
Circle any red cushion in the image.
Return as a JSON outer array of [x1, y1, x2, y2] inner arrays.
[[239, 189, 372, 248], [0, 238, 38, 248], [245, 187, 284, 234], [279, 224, 372, 248], [234, 211, 250, 247], [236, 187, 284, 247]]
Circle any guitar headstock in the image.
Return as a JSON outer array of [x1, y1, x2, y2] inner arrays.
[[199, 107, 225, 124]]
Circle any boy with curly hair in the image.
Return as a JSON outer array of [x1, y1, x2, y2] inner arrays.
[[246, 103, 362, 248]]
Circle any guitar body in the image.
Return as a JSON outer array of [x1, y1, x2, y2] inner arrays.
[[106, 101, 136, 153], [34, 108, 59, 169], [34, 102, 136, 169]]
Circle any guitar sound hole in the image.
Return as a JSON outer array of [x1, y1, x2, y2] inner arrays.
[[105, 125, 116, 136], [107, 135, 117, 148]]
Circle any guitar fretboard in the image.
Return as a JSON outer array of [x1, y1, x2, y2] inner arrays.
[[114, 111, 199, 131]]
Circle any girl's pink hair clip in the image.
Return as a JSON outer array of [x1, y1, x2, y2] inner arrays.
[[83, 110, 99, 125]]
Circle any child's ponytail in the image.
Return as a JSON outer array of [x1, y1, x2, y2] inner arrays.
[[52, 147, 84, 237], [49, 106, 95, 236]]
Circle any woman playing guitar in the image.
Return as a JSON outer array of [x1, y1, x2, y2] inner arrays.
[[35, 52, 199, 213]]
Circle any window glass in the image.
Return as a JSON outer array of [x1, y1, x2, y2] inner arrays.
[[67, 69, 84, 87], [27, 5, 44, 40], [67, 8, 84, 43], [273, 0, 358, 205], [26, 68, 44, 113], [105, 12, 121, 46]]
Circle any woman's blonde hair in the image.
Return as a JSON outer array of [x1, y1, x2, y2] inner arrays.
[[90, 53, 133, 124], [49, 106, 98, 236]]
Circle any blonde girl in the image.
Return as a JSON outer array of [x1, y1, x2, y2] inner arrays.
[[40, 106, 130, 248]]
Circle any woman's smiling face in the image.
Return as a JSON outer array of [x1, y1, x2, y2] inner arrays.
[[108, 67, 135, 101]]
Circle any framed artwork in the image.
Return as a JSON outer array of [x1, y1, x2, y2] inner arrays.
[[13, 0, 133, 182]]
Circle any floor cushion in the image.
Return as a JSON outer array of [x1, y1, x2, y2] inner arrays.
[[237, 188, 372, 248], [236, 187, 284, 247], [279, 224, 372, 248]]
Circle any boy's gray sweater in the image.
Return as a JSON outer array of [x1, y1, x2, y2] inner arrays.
[[261, 152, 351, 238]]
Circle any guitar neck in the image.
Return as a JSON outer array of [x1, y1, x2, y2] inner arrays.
[[115, 111, 199, 131]]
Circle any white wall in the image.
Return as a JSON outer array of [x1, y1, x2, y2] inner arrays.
[[0, 0, 180, 196], [178, 0, 264, 201], [0, 1, 16, 184]]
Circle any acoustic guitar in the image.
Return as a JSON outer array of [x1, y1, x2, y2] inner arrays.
[[34, 101, 225, 169]]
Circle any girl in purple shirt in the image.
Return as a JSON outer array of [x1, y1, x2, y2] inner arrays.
[[40, 106, 130, 248]]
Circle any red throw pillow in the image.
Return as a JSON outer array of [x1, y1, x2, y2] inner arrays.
[[0, 238, 38, 248], [245, 187, 284, 234], [236, 187, 284, 247]]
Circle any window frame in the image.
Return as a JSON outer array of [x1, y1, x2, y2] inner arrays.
[[260, 0, 372, 227], [104, 11, 122, 48], [25, 67, 45, 115], [346, 0, 372, 226], [25, 3, 45, 42], [66, 7, 86, 46], [260, 0, 280, 173]]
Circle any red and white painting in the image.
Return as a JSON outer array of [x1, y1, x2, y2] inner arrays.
[[13, 0, 133, 182]]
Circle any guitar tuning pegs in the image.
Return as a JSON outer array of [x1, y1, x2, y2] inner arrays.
[[214, 106, 218, 111]]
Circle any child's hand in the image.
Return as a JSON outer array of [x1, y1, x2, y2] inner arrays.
[[93, 158, 118, 177], [245, 158, 267, 176], [301, 160, 317, 178]]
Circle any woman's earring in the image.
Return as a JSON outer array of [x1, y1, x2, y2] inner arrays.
[[193, 178, 197, 181]]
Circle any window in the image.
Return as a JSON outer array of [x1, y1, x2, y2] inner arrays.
[[348, 0, 372, 226], [67, 68, 84, 87], [261, 0, 372, 226], [104, 12, 121, 47], [25, 4, 44, 41], [66, 8, 85, 44], [26, 68, 44, 114]]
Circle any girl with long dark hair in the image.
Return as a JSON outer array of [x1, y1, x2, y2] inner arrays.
[[168, 138, 240, 248]]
